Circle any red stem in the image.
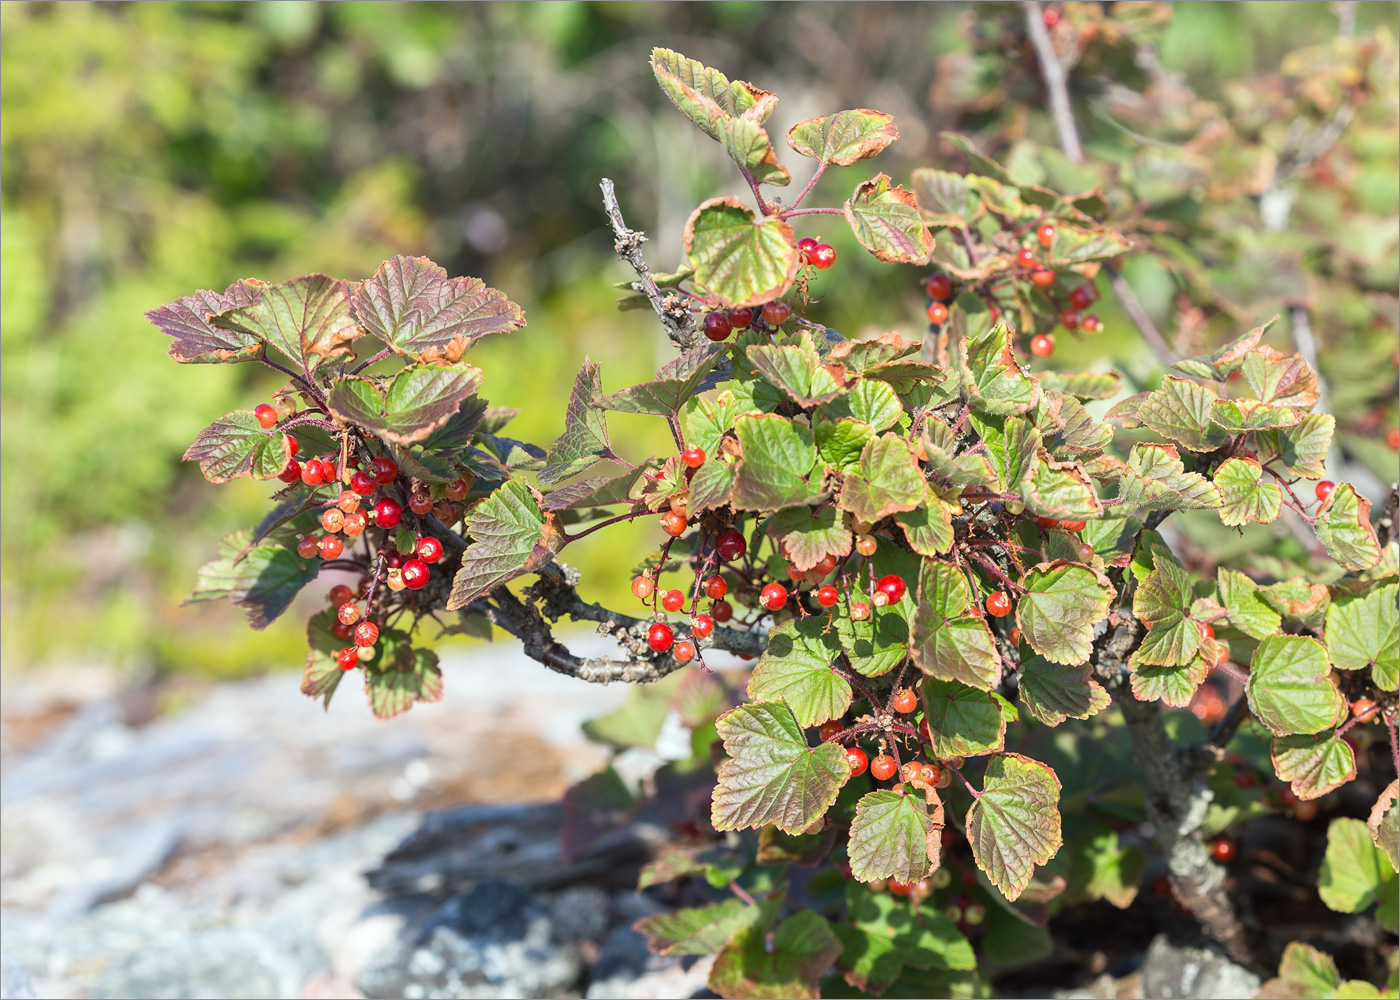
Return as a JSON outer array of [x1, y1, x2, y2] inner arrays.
[[786, 161, 828, 213]]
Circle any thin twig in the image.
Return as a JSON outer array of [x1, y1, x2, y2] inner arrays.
[[350, 347, 393, 376], [781, 207, 845, 219], [788, 161, 828, 212], [1107, 262, 1178, 363], [1024, 0, 1084, 163], [599, 178, 698, 351]]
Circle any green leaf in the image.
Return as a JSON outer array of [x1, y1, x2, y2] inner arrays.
[[896, 501, 955, 557], [967, 754, 1063, 901], [683, 197, 799, 308], [920, 679, 1007, 757], [1037, 370, 1124, 401], [650, 47, 777, 140], [709, 911, 842, 1000], [1136, 377, 1230, 453], [1064, 824, 1147, 909], [689, 457, 737, 514], [328, 363, 482, 446], [540, 360, 610, 484], [595, 343, 727, 416], [1214, 457, 1283, 526], [848, 789, 936, 883], [1021, 454, 1102, 521], [731, 413, 821, 512], [834, 886, 974, 993], [635, 898, 770, 956], [815, 417, 876, 474], [711, 701, 850, 835], [1170, 319, 1275, 380], [834, 379, 903, 431], [749, 618, 851, 727], [1327, 583, 1399, 689], [446, 480, 559, 610], [352, 255, 524, 363], [1117, 443, 1221, 513], [300, 608, 348, 710], [1247, 636, 1347, 736], [1242, 347, 1321, 409], [717, 115, 791, 187], [1258, 412, 1334, 479], [1269, 942, 1342, 1000], [541, 467, 648, 511], [684, 391, 739, 459], [748, 333, 848, 406], [147, 279, 264, 364], [911, 559, 1001, 690], [969, 414, 1040, 493], [1218, 568, 1282, 640], [1045, 223, 1131, 266], [183, 409, 292, 483], [833, 604, 910, 678], [1016, 561, 1114, 666], [582, 680, 676, 750], [839, 434, 926, 524], [1209, 398, 1303, 434], [1319, 818, 1398, 918], [768, 506, 851, 571], [1018, 656, 1111, 727], [844, 173, 935, 265], [1316, 484, 1383, 573], [1272, 731, 1357, 802], [363, 645, 443, 720], [1131, 545, 1199, 667], [1129, 654, 1211, 708], [921, 421, 998, 486], [1370, 782, 1399, 871], [910, 168, 983, 228], [959, 323, 1038, 416], [209, 274, 358, 372], [186, 528, 320, 630], [827, 331, 922, 374], [787, 109, 899, 166]]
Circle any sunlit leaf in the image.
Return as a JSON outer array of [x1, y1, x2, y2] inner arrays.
[[967, 754, 1062, 901], [1247, 635, 1347, 736], [844, 173, 935, 264]]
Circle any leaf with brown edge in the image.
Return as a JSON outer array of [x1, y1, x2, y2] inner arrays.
[[540, 359, 610, 485], [352, 256, 524, 364], [896, 495, 956, 557], [1171, 317, 1277, 380], [1316, 484, 1383, 573], [767, 506, 851, 571], [1129, 651, 1211, 707], [1131, 544, 1199, 667], [747, 332, 849, 406], [1258, 413, 1334, 479], [730, 413, 822, 512], [717, 116, 791, 188], [708, 910, 841, 1000], [786, 109, 899, 166], [911, 168, 984, 228], [1022, 453, 1102, 521], [183, 409, 293, 483], [920, 678, 1008, 757], [826, 330, 922, 374], [960, 322, 1039, 416], [1037, 370, 1124, 401], [327, 363, 483, 446], [300, 608, 348, 710], [1018, 656, 1111, 726], [650, 47, 777, 141], [1015, 561, 1114, 666], [147, 278, 264, 364], [683, 197, 800, 308], [1247, 635, 1347, 736], [209, 274, 359, 372], [1214, 457, 1283, 527], [1208, 398, 1304, 434], [445, 480, 562, 610], [365, 645, 443, 721], [1369, 781, 1398, 870], [1117, 443, 1221, 514], [1272, 731, 1357, 802], [967, 753, 1063, 902], [848, 789, 935, 883], [844, 174, 935, 265], [1326, 582, 1398, 690], [1136, 376, 1230, 453], [839, 434, 926, 524], [748, 618, 851, 728], [911, 558, 1001, 690], [1242, 346, 1321, 410]]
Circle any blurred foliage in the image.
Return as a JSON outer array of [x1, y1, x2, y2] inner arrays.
[[1, 0, 1395, 678]]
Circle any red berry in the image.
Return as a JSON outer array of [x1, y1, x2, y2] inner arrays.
[[1060, 309, 1080, 331], [797, 236, 819, 262], [1315, 480, 1336, 503], [407, 492, 432, 516], [703, 575, 728, 600], [354, 620, 379, 647], [966, 603, 984, 617], [318, 534, 344, 560], [846, 747, 869, 776], [337, 602, 361, 625], [1211, 839, 1237, 863], [647, 622, 674, 652], [691, 613, 714, 639], [350, 470, 376, 496], [1353, 698, 1380, 723], [712, 600, 734, 623], [279, 459, 302, 484], [1199, 622, 1215, 640], [786, 563, 808, 582], [816, 585, 840, 608], [673, 640, 696, 663], [400, 559, 429, 590], [319, 458, 337, 483], [1389, 429, 1399, 451], [1081, 314, 1103, 334], [445, 476, 473, 501], [343, 510, 367, 537], [1035, 516, 1059, 529], [1042, 7, 1061, 28], [813, 554, 838, 576], [819, 720, 844, 741], [660, 510, 688, 537], [374, 497, 403, 528], [296, 536, 320, 560], [1030, 269, 1056, 289], [888, 878, 911, 897], [1061, 520, 1086, 532], [703, 310, 732, 342], [417, 536, 444, 564], [986, 592, 1012, 617], [892, 688, 918, 714], [1030, 333, 1055, 357], [926, 301, 950, 325], [287, 438, 300, 456], [810, 244, 837, 269], [333, 619, 354, 640], [682, 447, 706, 469], [761, 300, 791, 326], [851, 601, 871, 621], [875, 575, 907, 604], [329, 584, 355, 607], [760, 582, 788, 611], [255, 404, 278, 429], [301, 459, 325, 487], [1017, 247, 1036, 268], [871, 754, 898, 781], [371, 456, 398, 485], [729, 307, 753, 329], [1233, 769, 1257, 789], [924, 274, 953, 300], [336, 647, 359, 671], [385, 549, 406, 570], [662, 589, 685, 613], [1037, 223, 1056, 247], [1069, 286, 1093, 311], [716, 529, 747, 562]]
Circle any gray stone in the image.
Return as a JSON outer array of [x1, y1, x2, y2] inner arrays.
[[549, 885, 610, 944], [591, 925, 653, 983], [1140, 933, 1262, 1000], [0, 953, 38, 1000], [93, 923, 327, 1000], [586, 955, 716, 1000]]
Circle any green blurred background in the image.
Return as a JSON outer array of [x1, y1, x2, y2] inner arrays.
[[2, 1, 1395, 680]]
